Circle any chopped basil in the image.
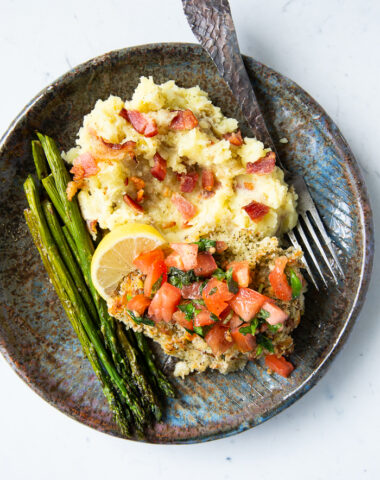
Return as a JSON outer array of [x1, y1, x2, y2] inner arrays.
[[194, 238, 217, 252], [208, 287, 217, 295], [266, 323, 281, 334], [212, 268, 226, 281], [127, 309, 155, 327], [288, 268, 302, 298], [239, 324, 252, 335], [151, 274, 163, 295], [195, 298, 206, 306], [167, 267, 197, 289], [256, 333, 274, 353], [178, 302, 201, 320], [239, 310, 270, 336], [199, 280, 208, 293], [257, 308, 270, 321], [210, 313, 219, 322], [225, 268, 239, 294], [193, 325, 204, 337]]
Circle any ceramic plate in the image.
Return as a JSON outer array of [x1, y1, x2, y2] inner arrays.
[[0, 43, 373, 443]]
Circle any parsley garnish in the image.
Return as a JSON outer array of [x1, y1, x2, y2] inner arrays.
[[167, 267, 197, 289], [178, 303, 201, 320], [256, 333, 274, 354], [212, 268, 226, 281], [238, 309, 269, 336], [194, 238, 217, 252], [266, 323, 281, 334], [288, 268, 302, 298], [127, 310, 155, 326], [193, 326, 204, 336], [225, 268, 239, 294]]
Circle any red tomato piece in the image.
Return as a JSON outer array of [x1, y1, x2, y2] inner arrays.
[[170, 110, 198, 130], [262, 301, 288, 325], [151, 152, 167, 181], [229, 288, 266, 322], [144, 259, 167, 297], [243, 200, 270, 222], [181, 281, 203, 299], [230, 323, 256, 353], [133, 249, 165, 274], [226, 261, 250, 288], [202, 278, 235, 317], [123, 194, 144, 213], [201, 169, 215, 191], [193, 309, 216, 327], [119, 108, 158, 137], [148, 282, 182, 323], [177, 171, 199, 193], [246, 151, 276, 175], [173, 310, 193, 330], [265, 354, 294, 377], [171, 193, 197, 222], [126, 295, 151, 316], [205, 324, 232, 356], [228, 314, 243, 330], [194, 253, 217, 277], [268, 256, 292, 302], [170, 243, 198, 271], [164, 252, 185, 270], [223, 130, 244, 146]]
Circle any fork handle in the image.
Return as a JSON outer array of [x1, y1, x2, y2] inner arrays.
[[182, 0, 275, 149]]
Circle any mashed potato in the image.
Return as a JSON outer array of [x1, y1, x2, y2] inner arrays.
[[63, 76, 298, 242]]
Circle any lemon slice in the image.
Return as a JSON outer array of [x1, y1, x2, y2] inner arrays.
[[91, 223, 166, 300]]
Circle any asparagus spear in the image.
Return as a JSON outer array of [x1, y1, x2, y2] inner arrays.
[[24, 208, 132, 437], [24, 175, 147, 429], [32, 140, 49, 181]]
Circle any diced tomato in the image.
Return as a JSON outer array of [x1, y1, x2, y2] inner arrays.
[[268, 256, 292, 302], [144, 260, 168, 297], [243, 200, 270, 222], [223, 130, 244, 146], [178, 171, 199, 193], [229, 288, 266, 322], [164, 252, 184, 270], [265, 354, 294, 378], [173, 310, 193, 330], [70, 152, 99, 180], [151, 152, 167, 181], [219, 305, 233, 323], [226, 261, 250, 288], [123, 194, 144, 213], [194, 309, 216, 327], [201, 170, 214, 191], [202, 278, 235, 316], [181, 281, 202, 299], [119, 108, 158, 137], [170, 243, 198, 271], [228, 314, 243, 330], [205, 324, 232, 356], [262, 301, 288, 325], [215, 241, 227, 253], [231, 323, 256, 353], [126, 295, 151, 316], [194, 253, 217, 277], [148, 282, 182, 323], [246, 151, 276, 175], [133, 249, 165, 274], [171, 193, 197, 222], [170, 110, 198, 130]]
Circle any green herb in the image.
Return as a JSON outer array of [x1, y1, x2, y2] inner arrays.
[[151, 274, 163, 295], [194, 238, 216, 252], [212, 268, 226, 281], [199, 280, 208, 293], [167, 267, 197, 289], [225, 268, 239, 294], [239, 325, 253, 335], [210, 313, 219, 322], [257, 283, 264, 293], [209, 287, 217, 295], [250, 316, 259, 335], [178, 303, 201, 320], [266, 323, 281, 334], [195, 298, 206, 306], [256, 333, 274, 353], [126, 294, 133, 302], [257, 308, 270, 321], [127, 310, 155, 327], [288, 268, 302, 298], [193, 326, 204, 337]]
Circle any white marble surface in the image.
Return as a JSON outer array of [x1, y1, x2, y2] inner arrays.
[[1, 0, 379, 478]]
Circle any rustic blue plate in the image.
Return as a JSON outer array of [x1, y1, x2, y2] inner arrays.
[[0, 43, 374, 443]]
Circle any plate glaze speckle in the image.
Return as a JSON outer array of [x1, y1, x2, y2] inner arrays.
[[0, 43, 374, 443]]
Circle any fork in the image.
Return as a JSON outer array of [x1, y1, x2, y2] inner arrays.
[[182, 0, 344, 289]]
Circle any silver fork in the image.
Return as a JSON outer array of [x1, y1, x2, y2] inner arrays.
[[182, 0, 344, 289]]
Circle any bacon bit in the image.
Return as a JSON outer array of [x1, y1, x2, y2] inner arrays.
[[201, 169, 214, 191], [246, 151, 276, 175], [171, 193, 197, 221], [215, 241, 227, 253], [243, 200, 270, 222], [161, 221, 177, 229], [70, 152, 99, 182], [86, 219, 98, 234], [244, 182, 254, 190], [136, 189, 144, 203], [87, 127, 136, 162], [177, 171, 199, 193], [66, 181, 80, 201], [170, 109, 198, 130], [151, 152, 167, 181], [182, 223, 193, 229], [123, 194, 144, 213], [130, 176, 145, 190], [119, 108, 158, 137], [223, 130, 243, 146], [101, 137, 136, 151], [124, 177, 129, 186]]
